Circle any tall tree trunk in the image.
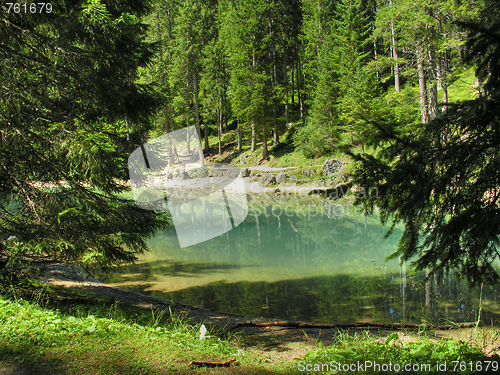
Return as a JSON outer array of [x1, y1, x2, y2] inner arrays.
[[204, 122, 209, 152], [224, 94, 228, 132], [417, 50, 429, 124], [202, 83, 209, 151], [269, 11, 277, 86], [193, 73, 205, 166], [251, 121, 256, 152], [236, 117, 243, 152], [262, 111, 268, 159], [297, 58, 303, 119], [125, 117, 129, 141], [427, 49, 438, 121], [291, 62, 295, 104], [437, 53, 448, 114], [218, 97, 222, 156], [425, 268, 432, 307], [283, 48, 290, 125], [390, 0, 399, 92], [156, 6, 164, 86]]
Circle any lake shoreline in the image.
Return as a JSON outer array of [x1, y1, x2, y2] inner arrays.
[[37, 262, 492, 352], [146, 167, 351, 198]]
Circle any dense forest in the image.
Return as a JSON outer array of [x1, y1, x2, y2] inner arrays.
[[139, 0, 487, 159], [1, 0, 500, 284]]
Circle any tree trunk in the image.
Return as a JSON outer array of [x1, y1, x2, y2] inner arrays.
[[283, 48, 290, 125], [269, 11, 277, 86], [204, 122, 209, 152], [425, 268, 432, 307], [427, 49, 438, 121], [251, 121, 256, 152], [297, 58, 303, 119], [291, 62, 295, 104], [156, 6, 164, 86], [238, 125, 242, 153], [218, 100, 222, 156], [262, 112, 268, 159], [222, 91, 227, 132], [390, 0, 399, 92], [125, 117, 129, 141], [193, 73, 205, 166], [437, 53, 448, 114], [417, 50, 429, 124]]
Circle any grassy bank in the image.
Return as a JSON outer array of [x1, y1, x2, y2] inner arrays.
[[0, 275, 288, 374], [1, 273, 499, 374]]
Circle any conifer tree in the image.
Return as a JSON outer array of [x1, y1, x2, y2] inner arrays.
[[0, 0, 168, 271], [221, 0, 277, 159], [347, 10, 500, 285]]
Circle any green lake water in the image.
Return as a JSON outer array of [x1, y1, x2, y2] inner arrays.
[[99, 195, 500, 325]]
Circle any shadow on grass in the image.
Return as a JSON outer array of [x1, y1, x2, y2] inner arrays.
[[1, 347, 290, 375], [0, 351, 67, 375]]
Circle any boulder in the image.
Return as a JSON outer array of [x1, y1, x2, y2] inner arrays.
[[275, 172, 287, 182], [261, 173, 276, 186], [289, 175, 298, 182], [239, 167, 251, 178], [296, 178, 309, 184], [323, 159, 346, 177], [302, 168, 314, 177], [317, 178, 325, 186]]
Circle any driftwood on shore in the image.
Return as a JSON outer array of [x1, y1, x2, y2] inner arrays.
[[188, 358, 236, 368], [227, 320, 477, 331]]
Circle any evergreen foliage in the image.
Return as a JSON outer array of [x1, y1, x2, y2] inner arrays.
[[347, 15, 500, 285], [0, 0, 168, 271]]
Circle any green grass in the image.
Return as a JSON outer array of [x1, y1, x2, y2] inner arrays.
[[0, 275, 498, 375], [290, 331, 499, 374], [0, 287, 289, 374], [445, 66, 480, 103]]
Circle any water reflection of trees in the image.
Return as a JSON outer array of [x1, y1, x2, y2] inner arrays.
[[102, 196, 500, 325]]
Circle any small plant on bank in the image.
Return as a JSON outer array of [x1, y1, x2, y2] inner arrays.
[[294, 330, 498, 374]]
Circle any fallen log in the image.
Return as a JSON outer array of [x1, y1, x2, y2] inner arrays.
[[227, 321, 477, 331], [188, 358, 236, 368]]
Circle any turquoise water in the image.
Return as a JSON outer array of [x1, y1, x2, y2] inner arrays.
[[100, 196, 500, 325]]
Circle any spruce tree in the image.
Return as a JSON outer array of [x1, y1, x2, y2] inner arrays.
[[0, 0, 168, 271], [221, 0, 277, 159], [347, 12, 500, 285]]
